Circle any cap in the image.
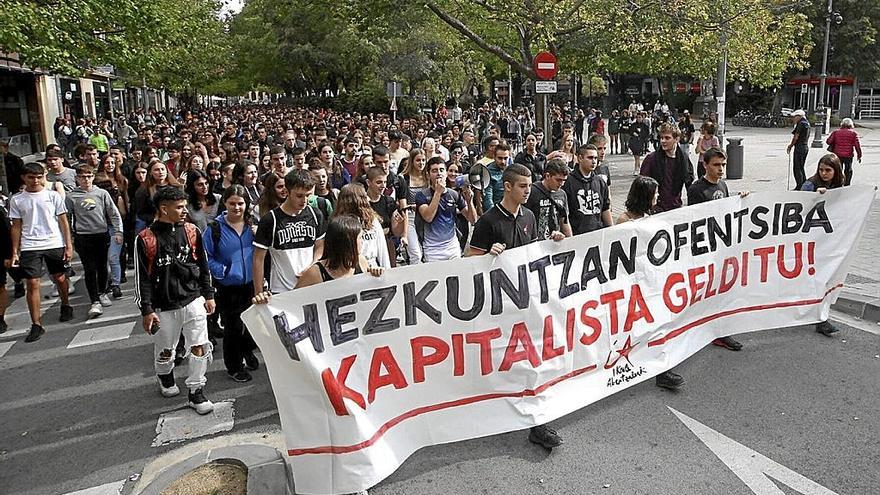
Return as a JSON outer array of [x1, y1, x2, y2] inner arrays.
[[792, 109, 806, 117]]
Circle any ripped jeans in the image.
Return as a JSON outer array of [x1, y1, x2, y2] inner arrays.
[[153, 297, 212, 391]]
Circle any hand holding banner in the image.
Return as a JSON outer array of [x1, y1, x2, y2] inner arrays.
[[242, 187, 875, 494]]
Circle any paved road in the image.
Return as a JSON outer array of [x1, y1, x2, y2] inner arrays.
[[0, 125, 877, 495]]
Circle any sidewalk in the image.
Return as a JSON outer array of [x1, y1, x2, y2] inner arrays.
[[601, 124, 880, 322]]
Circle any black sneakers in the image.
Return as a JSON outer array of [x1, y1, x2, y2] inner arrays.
[[655, 370, 684, 390], [227, 370, 253, 382], [0, 319, 7, 334], [59, 305, 73, 322], [712, 336, 743, 351], [188, 388, 215, 415], [244, 353, 260, 371], [528, 424, 563, 450], [111, 285, 123, 299], [24, 324, 45, 343], [816, 321, 839, 336]]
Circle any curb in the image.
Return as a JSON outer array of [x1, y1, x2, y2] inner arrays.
[[136, 444, 293, 495], [832, 291, 880, 322]]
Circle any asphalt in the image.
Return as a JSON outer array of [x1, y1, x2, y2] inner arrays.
[[0, 123, 878, 495]]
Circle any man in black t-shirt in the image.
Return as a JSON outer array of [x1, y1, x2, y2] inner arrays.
[[786, 109, 811, 190], [686, 147, 747, 351], [252, 170, 326, 295], [562, 145, 612, 235], [466, 164, 565, 451], [524, 158, 572, 240]]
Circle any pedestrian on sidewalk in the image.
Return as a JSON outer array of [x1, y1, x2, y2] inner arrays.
[[800, 153, 846, 337], [204, 185, 259, 383], [786, 109, 811, 190], [686, 148, 749, 351], [7, 162, 74, 342], [65, 164, 124, 318], [694, 121, 719, 179], [825, 118, 862, 186], [135, 186, 216, 415], [628, 112, 650, 175], [466, 163, 566, 451]]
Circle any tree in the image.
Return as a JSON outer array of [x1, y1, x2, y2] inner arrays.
[[801, 0, 880, 82], [0, 0, 230, 91]]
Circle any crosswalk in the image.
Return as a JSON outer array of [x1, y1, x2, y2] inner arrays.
[[2, 261, 247, 495]]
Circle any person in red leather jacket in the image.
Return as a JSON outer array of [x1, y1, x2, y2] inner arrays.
[[825, 118, 862, 186]]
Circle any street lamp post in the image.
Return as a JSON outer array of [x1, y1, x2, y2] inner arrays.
[[812, 0, 834, 148], [717, 29, 729, 142]]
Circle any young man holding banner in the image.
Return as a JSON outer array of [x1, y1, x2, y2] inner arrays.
[[686, 148, 748, 351], [466, 163, 566, 450]]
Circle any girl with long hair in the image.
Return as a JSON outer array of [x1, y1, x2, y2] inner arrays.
[[318, 142, 350, 190], [801, 153, 845, 193], [185, 170, 221, 231], [801, 153, 845, 336], [401, 148, 429, 264], [95, 153, 130, 296], [333, 184, 390, 268], [203, 185, 260, 382], [617, 176, 659, 224], [133, 159, 179, 232], [257, 173, 288, 218]]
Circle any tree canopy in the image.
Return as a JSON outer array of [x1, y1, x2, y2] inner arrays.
[[1, 0, 830, 98], [0, 0, 230, 90]]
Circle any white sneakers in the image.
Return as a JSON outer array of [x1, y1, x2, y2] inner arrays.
[[98, 293, 113, 307], [88, 302, 103, 318]]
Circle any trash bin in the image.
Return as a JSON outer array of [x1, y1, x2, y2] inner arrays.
[[726, 137, 744, 179]]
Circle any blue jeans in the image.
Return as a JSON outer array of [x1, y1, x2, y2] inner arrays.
[[108, 231, 123, 286]]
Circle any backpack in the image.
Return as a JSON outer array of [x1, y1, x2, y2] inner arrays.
[[207, 219, 222, 247], [139, 222, 199, 277]]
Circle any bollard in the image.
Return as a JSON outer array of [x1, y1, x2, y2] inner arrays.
[[726, 137, 744, 179]]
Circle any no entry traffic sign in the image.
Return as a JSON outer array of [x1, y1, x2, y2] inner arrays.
[[533, 51, 558, 81]]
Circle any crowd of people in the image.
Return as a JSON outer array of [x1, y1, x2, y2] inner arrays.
[[0, 100, 865, 444]]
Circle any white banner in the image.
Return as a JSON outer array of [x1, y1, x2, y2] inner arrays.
[[241, 187, 876, 494]]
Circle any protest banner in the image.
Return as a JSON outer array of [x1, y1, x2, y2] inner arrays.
[[241, 187, 876, 494]]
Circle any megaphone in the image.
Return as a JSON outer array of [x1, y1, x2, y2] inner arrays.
[[467, 164, 491, 191]]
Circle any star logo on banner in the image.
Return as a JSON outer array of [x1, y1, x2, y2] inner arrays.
[[604, 335, 638, 369]]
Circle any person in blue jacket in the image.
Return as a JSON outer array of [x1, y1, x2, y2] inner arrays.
[[203, 184, 259, 382]]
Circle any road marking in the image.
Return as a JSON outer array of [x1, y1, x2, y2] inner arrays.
[[67, 322, 135, 349], [152, 400, 236, 447], [669, 407, 838, 495], [84, 312, 142, 325], [0, 341, 15, 358], [62, 479, 125, 495], [0, 328, 27, 339]]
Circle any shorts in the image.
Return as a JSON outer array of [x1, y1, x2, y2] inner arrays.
[[18, 248, 66, 279]]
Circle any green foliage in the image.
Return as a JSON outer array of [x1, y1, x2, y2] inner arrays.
[[0, 0, 229, 91], [800, 0, 880, 81]]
